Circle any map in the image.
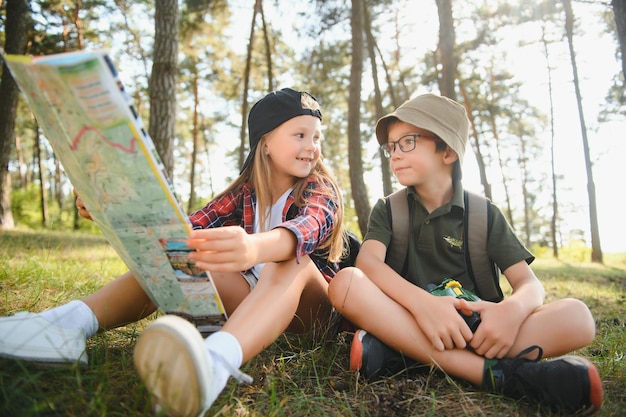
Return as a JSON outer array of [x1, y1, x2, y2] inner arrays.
[[4, 50, 226, 334]]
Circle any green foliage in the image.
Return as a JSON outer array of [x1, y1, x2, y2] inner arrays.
[[10, 184, 42, 229], [10, 184, 100, 233], [558, 242, 594, 263], [0, 230, 625, 416]]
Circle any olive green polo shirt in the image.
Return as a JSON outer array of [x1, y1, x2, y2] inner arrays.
[[364, 182, 534, 294]]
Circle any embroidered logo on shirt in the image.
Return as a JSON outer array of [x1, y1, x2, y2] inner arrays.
[[443, 235, 463, 249]]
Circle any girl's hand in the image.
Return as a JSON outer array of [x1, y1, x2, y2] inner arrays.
[[467, 300, 525, 358], [73, 189, 92, 220], [186, 227, 259, 272], [412, 294, 474, 352]]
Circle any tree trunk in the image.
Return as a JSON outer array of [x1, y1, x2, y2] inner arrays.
[[518, 134, 531, 248], [563, 0, 603, 263], [436, 0, 457, 99], [541, 25, 560, 258], [240, 0, 261, 170], [149, 0, 179, 178], [72, 0, 85, 50], [363, 2, 393, 197], [0, 0, 29, 229], [188, 68, 199, 213], [34, 124, 49, 227], [612, 0, 626, 85], [259, 1, 273, 91], [459, 85, 492, 200], [348, 0, 370, 236], [15, 134, 26, 188]]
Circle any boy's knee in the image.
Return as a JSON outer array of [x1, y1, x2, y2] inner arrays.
[[571, 297, 596, 332], [560, 297, 596, 342], [565, 297, 593, 319], [328, 267, 359, 309]]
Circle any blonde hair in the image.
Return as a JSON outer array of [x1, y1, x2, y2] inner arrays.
[[215, 137, 345, 264]]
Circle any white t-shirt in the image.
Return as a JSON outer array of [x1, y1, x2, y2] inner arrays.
[[250, 188, 293, 278]]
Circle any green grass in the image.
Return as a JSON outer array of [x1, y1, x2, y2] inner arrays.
[[0, 229, 624, 416]]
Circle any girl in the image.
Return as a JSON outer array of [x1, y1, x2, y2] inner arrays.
[[0, 88, 345, 417]]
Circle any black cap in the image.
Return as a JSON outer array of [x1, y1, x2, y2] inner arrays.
[[241, 88, 322, 172]]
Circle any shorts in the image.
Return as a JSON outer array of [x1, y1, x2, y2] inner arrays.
[[240, 270, 258, 290]]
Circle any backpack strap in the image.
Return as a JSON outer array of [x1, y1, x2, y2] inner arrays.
[[385, 188, 503, 302], [464, 191, 503, 302], [385, 188, 410, 275]]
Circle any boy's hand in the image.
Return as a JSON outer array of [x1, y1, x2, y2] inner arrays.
[[412, 294, 475, 351], [467, 300, 525, 358], [73, 189, 92, 220]]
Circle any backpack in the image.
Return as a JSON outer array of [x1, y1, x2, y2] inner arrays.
[[384, 188, 503, 302]]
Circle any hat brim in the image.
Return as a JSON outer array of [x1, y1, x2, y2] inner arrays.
[[375, 108, 444, 145]]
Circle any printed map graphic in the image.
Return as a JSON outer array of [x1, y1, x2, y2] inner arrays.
[[5, 51, 226, 332]]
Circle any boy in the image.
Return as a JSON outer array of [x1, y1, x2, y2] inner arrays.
[[328, 93, 602, 415]]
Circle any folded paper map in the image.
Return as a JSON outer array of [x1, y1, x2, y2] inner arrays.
[[3, 50, 226, 334]]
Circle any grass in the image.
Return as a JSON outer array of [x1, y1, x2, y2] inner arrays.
[[0, 229, 624, 416]]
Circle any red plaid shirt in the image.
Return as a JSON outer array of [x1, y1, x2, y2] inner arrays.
[[188, 180, 339, 281]]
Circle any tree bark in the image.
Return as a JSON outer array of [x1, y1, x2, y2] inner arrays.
[[0, 0, 30, 229], [363, 2, 393, 197], [188, 68, 199, 213], [436, 0, 457, 99], [563, 0, 603, 263], [541, 26, 560, 258], [612, 0, 626, 85], [34, 124, 49, 227], [239, 0, 261, 170], [149, 0, 179, 178], [348, 0, 370, 236]]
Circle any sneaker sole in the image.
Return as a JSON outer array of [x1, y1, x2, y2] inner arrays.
[[0, 350, 87, 366], [349, 329, 366, 372], [563, 356, 603, 416], [134, 315, 213, 417], [0, 314, 87, 365]]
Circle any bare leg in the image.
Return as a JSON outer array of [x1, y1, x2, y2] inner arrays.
[[508, 298, 595, 357], [209, 271, 251, 317], [81, 271, 157, 330], [330, 267, 598, 387], [220, 256, 330, 363], [329, 267, 484, 384]]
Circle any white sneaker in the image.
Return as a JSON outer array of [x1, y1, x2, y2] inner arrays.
[[134, 315, 216, 417], [0, 312, 87, 365]]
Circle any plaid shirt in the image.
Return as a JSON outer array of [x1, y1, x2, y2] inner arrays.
[[188, 180, 339, 281]]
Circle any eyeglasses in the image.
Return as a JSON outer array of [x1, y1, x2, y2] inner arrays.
[[380, 134, 440, 158]]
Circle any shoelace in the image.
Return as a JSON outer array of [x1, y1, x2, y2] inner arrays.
[[488, 345, 544, 397], [506, 345, 597, 415], [505, 345, 544, 387], [213, 350, 253, 384], [511, 345, 544, 364], [504, 345, 560, 404]]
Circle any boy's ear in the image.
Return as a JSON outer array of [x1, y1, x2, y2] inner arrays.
[[443, 146, 459, 165]]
